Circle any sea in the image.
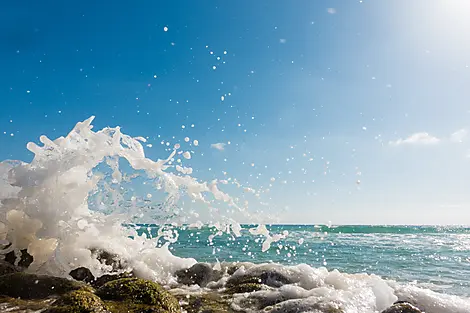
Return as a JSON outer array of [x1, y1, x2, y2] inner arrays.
[[145, 224, 470, 297], [1, 118, 470, 313]]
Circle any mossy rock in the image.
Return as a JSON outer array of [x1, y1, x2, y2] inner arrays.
[[269, 300, 344, 313], [104, 300, 179, 313], [381, 302, 422, 313], [0, 295, 55, 311], [226, 270, 291, 288], [96, 278, 179, 313], [226, 276, 262, 287], [44, 290, 108, 313], [0, 272, 93, 299], [176, 292, 234, 313], [92, 272, 135, 288], [224, 283, 264, 294]]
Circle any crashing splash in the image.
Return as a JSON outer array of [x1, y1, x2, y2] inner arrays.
[[0, 117, 278, 283]]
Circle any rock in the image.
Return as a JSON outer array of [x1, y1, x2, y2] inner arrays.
[[96, 278, 180, 312], [44, 290, 108, 313], [268, 300, 344, 313], [175, 263, 222, 287], [226, 269, 292, 288], [4, 249, 34, 268], [224, 283, 264, 294], [69, 266, 135, 288], [381, 302, 422, 313], [224, 262, 254, 275], [0, 295, 56, 312], [90, 248, 125, 271], [175, 292, 234, 313], [92, 272, 134, 288], [70, 267, 95, 284], [0, 272, 92, 299], [0, 260, 19, 276]]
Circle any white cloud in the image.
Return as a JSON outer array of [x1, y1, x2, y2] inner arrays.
[[210, 143, 226, 151], [327, 8, 336, 14], [450, 128, 467, 143], [389, 132, 440, 146]]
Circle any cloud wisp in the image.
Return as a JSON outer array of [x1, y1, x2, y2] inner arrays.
[[450, 129, 468, 143], [210, 143, 226, 151], [389, 132, 440, 146]]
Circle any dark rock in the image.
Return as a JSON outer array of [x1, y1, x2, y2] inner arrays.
[[0, 272, 92, 299], [69, 266, 135, 288], [175, 263, 222, 287], [267, 300, 344, 313], [90, 248, 125, 271], [381, 302, 422, 313], [44, 290, 108, 313], [0, 260, 19, 276], [92, 271, 134, 288], [224, 283, 264, 294], [69, 267, 95, 284], [96, 277, 180, 312], [4, 249, 33, 268], [226, 269, 292, 288], [222, 261, 254, 275], [175, 292, 234, 313]]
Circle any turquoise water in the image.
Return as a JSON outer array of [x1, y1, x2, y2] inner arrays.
[[138, 224, 470, 297]]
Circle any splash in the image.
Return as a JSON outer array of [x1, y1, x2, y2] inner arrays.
[[0, 117, 273, 283]]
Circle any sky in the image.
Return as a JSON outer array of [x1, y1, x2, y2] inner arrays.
[[1, 0, 470, 225]]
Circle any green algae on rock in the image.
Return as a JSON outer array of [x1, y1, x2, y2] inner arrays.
[[224, 283, 264, 294], [96, 278, 180, 313], [44, 290, 108, 313], [175, 292, 235, 313], [0, 272, 93, 299], [381, 302, 422, 313], [0, 295, 56, 312]]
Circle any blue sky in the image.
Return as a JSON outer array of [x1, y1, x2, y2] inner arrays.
[[1, 1, 470, 224]]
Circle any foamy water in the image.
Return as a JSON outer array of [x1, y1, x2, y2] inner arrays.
[[1, 118, 469, 313]]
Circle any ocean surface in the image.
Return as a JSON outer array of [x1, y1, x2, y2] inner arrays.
[[2, 121, 470, 312], [141, 224, 470, 297]]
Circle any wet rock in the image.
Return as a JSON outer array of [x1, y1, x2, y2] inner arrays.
[[175, 263, 222, 287], [0, 260, 19, 276], [226, 269, 292, 288], [268, 300, 344, 313], [0, 272, 92, 299], [224, 283, 264, 294], [224, 262, 254, 275], [175, 292, 234, 313], [381, 302, 422, 313], [90, 248, 125, 271], [92, 271, 134, 288], [96, 278, 180, 312], [4, 249, 34, 268], [69, 266, 135, 288], [70, 267, 95, 284], [0, 295, 56, 312], [44, 290, 108, 313]]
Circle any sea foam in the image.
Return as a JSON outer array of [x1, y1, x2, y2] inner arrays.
[[1, 118, 470, 313], [0, 117, 254, 282]]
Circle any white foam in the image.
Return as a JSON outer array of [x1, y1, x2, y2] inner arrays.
[[0, 117, 246, 282], [228, 262, 470, 313]]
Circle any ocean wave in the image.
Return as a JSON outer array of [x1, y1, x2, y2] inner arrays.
[[1, 118, 469, 313]]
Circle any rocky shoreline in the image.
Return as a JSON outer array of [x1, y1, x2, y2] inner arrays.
[[0, 250, 424, 313]]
